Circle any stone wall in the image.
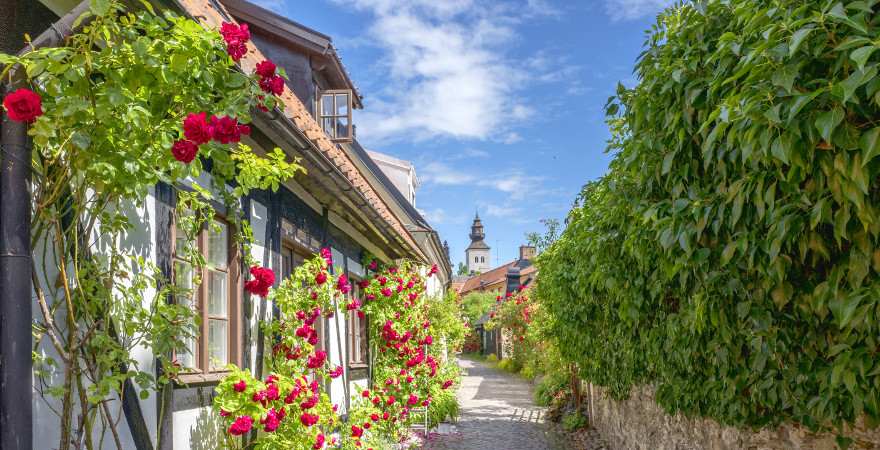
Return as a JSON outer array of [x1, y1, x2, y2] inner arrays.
[[588, 385, 880, 450]]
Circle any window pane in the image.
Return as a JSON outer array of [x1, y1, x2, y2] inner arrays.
[[282, 252, 293, 280], [323, 118, 336, 138], [359, 317, 368, 363], [336, 116, 349, 139], [207, 221, 228, 269], [335, 93, 349, 116], [174, 261, 197, 369], [174, 261, 194, 295], [179, 335, 197, 369], [208, 319, 228, 369], [321, 95, 334, 117], [207, 269, 228, 317]]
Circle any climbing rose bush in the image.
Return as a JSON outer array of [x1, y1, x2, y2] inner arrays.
[[0, 3, 301, 448], [214, 253, 460, 449]]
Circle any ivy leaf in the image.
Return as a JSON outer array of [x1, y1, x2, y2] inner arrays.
[[859, 126, 880, 166], [839, 66, 877, 103], [850, 45, 877, 72], [771, 133, 791, 164], [661, 151, 675, 175], [828, 3, 868, 34], [789, 27, 814, 56], [90, 0, 111, 16], [815, 107, 844, 143]]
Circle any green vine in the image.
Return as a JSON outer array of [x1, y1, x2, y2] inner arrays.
[[537, 0, 880, 438], [3, 2, 301, 448]]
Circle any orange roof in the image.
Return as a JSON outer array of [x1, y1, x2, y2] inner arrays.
[[177, 0, 423, 261]]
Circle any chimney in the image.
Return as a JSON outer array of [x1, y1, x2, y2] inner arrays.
[[505, 265, 521, 296], [519, 245, 536, 261]]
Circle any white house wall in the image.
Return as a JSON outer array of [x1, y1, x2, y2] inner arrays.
[[32, 188, 162, 450]]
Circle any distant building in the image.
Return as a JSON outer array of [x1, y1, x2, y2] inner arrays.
[[457, 245, 537, 296], [465, 212, 491, 274], [367, 150, 419, 207]]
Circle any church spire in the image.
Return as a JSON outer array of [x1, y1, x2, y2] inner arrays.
[[469, 212, 485, 242]]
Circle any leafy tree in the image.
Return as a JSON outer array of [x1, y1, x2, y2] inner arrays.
[[525, 218, 561, 253], [456, 262, 469, 276], [461, 292, 496, 325]]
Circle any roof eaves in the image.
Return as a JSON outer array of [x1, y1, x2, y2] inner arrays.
[[176, 0, 423, 262]]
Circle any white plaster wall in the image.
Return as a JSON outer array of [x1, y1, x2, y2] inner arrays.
[[326, 247, 349, 414], [32, 189, 160, 450], [172, 406, 223, 450]]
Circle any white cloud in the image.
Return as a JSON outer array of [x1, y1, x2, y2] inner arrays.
[[421, 162, 477, 186], [501, 132, 522, 144], [420, 161, 543, 200], [604, 0, 674, 21], [486, 204, 521, 218], [334, 0, 535, 143], [419, 207, 468, 225]]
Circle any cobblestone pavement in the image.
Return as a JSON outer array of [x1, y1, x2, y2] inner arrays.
[[420, 357, 569, 450]]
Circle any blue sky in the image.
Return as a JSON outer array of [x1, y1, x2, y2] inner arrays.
[[256, 0, 672, 269]]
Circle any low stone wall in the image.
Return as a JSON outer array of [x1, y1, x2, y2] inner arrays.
[[588, 385, 880, 450]]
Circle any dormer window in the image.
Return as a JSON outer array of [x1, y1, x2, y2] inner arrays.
[[318, 90, 353, 142]]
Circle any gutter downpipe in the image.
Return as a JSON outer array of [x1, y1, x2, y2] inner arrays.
[[0, 82, 32, 450], [0, 4, 89, 450]]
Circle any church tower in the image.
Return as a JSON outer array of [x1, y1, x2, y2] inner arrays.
[[465, 212, 491, 274]]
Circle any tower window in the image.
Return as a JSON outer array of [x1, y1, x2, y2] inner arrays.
[[480, 256, 485, 263], [475, 256, 478, 263]]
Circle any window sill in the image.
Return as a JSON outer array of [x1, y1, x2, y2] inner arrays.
[[348, 363, 369, 370], [176, 371, 230, 387]]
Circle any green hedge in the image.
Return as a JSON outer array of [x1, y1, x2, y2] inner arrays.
[[537, 0, 880, 433]]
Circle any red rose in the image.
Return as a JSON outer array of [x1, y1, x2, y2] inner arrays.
[[171, 140, 198, 164], [245, 266, 274, 297], [220, 22, 250, 44], [351, 425, 363, 438], [329, 366, 343, 378], [300, 395, 318, 409], [306, 350, 326, 369], [261, 408, 282, 432], [320, 248, 333, 267], [337, 274, 351, 294], [312, 433, 325, 449], [2, 88, 42, 122], [208, 115, 244, 144], [233, 380, 247, 392], [228, 416, 253, 435], [259, 75, 285, 95], [255, 60, 277, 78], [183, 112, 211, 144], [315, 272, 327, 285], [300, 412, 319, 427], [442, 379, 454, 389]]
